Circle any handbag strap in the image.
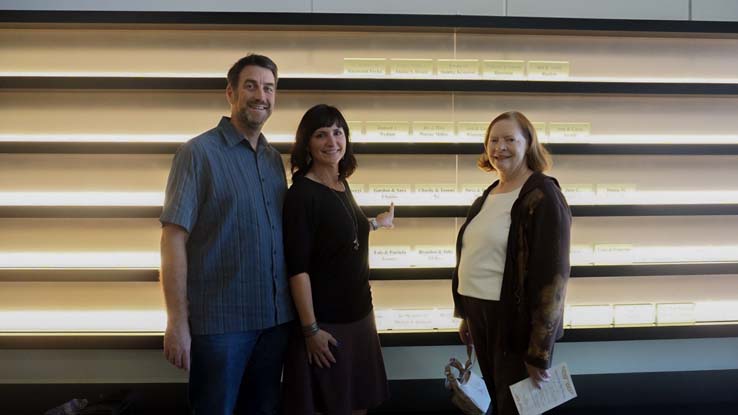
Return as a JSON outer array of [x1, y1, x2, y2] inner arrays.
[[444, 344, 479, 387], [445, 357, 466, 389], [465, 343, 475, 368], [461, 343, 476, 384]]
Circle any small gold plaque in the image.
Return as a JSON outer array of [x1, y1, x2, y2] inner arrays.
[[527, 61, 570, 78], [343, 58, 387, 76], [482, 60, 525, 78], [389, 59, 434, 77], [414, 245, 456, 267], [347, 121, 363, 137], [365, 121, 411, 139], [548, 122, 590, 138], [370, 246, 413, 268], [412, 122, 455, 140], [656, 303, 696, 325], [456, 122, 489, 140], [532, 122, 548, 138], [462, 184, 488, 195], [567, 305, 613, 328], [614, 304, 656, 326], [414, 184, 457, 194], [392, 309, 436, 330], [570, 244, 595, 266], [368, 184, 412, 201], [436, 59, 480, 77], [594, 244, 633, 265]]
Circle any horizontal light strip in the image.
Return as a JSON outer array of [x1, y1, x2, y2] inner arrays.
[[0, 134, 294, 144], [571, 245, 738, 266], [356, 191, 738, 206], [541, 135, 738, 145], [1, 303, 736, 332], [3, 72, 738, 84], [1, 248, 737, 268], [0, 252, 160, 268], [0, 134, 190, 143], [560, 190, 738, 206], [0, 192, 163, 206], [0, 310, 165, 332], [3, 133, 738, 145], [0, 71, 225, 78], [564, 301, 738, 327], [2, 191, 738, 206]]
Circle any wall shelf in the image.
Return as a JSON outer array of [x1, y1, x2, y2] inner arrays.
[[1, 204, 736, 219], [4, 76, 738, 95], [3, 11, 738, 35], [3, 10, 738, 384], [370, 264, 738, 280], [570, 263, 738, 278], [364, 204, 738, 217], [2, 323, 736, 349], [0, 263, 734, 282]]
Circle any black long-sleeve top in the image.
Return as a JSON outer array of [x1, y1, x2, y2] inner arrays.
[[283, 176, 373, 324]]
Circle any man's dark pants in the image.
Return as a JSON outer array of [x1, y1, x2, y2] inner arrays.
[[189, 322, 290, 415]]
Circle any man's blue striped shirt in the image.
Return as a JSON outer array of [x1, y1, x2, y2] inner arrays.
[[160, 117, 294, 335]]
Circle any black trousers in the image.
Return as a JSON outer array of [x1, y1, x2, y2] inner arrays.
[[461, 295, 528, 415]]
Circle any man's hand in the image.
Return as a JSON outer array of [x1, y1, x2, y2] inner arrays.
[[164, 320, 191, 371], [161, 224, 191, 371]]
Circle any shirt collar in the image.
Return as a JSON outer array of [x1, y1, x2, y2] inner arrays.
[[218, 116, 267, 149]]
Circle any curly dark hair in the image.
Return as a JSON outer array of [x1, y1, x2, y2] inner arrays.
[[290, 104, 357, 179]]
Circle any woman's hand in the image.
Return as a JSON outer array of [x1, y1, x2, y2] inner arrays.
[[305, 329, 338, 368], [458, 319, 473, 345], [525, 362, 551, 389], [375, 202, 395, 229]]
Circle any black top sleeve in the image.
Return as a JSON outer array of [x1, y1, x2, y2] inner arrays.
[[283, 180, 314, 278]]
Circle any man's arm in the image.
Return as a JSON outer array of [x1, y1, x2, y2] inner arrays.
[[161, 223, 191, 371]]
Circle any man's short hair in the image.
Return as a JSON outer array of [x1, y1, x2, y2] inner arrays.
[[227, 54, 279, 88]]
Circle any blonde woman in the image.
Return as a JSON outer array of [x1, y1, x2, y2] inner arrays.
[[452, 111, 572, 415]]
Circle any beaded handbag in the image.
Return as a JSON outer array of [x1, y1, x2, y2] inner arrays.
[[444, 344, 492, 415]]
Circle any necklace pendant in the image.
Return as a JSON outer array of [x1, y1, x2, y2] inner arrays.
[[353, 238, 360, 251]]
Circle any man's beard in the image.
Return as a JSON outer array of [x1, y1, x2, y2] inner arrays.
[[236, 102, 271, 130]]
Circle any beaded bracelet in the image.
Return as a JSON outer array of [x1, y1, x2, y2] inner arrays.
[[369, 218, 380, 231], [302, 322, 320, 337]]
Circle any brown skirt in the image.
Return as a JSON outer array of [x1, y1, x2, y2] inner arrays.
[[282, 310, 390, 414]]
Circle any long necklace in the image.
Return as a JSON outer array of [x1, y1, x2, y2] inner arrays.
[[329, 184, 360, 251]]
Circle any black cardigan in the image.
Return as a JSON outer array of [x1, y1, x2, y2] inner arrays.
[[452, 172, 572, 369]]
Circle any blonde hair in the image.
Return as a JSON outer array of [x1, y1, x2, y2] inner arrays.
[[477, 111, 552, 173]]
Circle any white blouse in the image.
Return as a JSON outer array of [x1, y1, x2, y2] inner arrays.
[[457, 188, 519, 301]]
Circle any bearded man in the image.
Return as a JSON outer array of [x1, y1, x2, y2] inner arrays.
[[160, 54, 294, 415]]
